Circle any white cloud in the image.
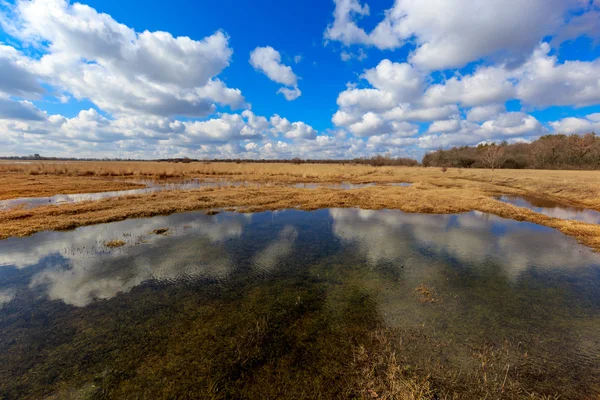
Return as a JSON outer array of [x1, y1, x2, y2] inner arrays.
[[250, 46, 301, 101], [340, 48, 367, 62], [0, 98, 47, 121], [270, 114, 317, 140], [516, 43, 600, 107], [277, 86, 302, 101], [422, 66, 514, 107], [324, 0, 372, 47], [340, 51, 353, 61], [0, 45, 44, 97], [362, 60, 423, 102], [3, 0, 243, 117], [383, 105, 460, 122], [182, 113, 263, 144], [418, 112, 545, 149], [270, 114, 292, 134], [331, 41, 600, 146], [324, 0, 591, 70], [348, 112, 418, 137], [250, 46, 297, 86], [1, 0, 600, 161], [427, 118, 460, 134], [466, 104, 506, 122], [550, 113, 600, 134]]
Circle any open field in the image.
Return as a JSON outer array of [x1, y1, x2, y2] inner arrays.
[[1, 161, 600, 251]]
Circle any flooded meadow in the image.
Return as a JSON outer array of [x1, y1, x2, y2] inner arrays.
[[0, 208, 599, 398]]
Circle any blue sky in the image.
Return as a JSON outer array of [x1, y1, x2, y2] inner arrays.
[[1, 0, 600, 160]]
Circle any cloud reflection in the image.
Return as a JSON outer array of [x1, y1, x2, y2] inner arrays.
[[329, 208, 600, 279], [0, 212, 248, 306]]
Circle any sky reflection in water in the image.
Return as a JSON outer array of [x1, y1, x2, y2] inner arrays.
[[0, 208, 599, 397], [497, 194, 600, 224], [0, 208, 598, 307]]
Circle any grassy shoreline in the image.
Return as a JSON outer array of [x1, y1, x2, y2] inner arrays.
[[1, 163, 600, 252]]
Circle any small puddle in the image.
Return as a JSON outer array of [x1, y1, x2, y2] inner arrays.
[[293, 182, 411, 189], [0, 179, 253, 210], [293, 182, 375, 189], [0, 181, 413, 210], [497, 194, 600, 224], [387, 182, 412, 187]]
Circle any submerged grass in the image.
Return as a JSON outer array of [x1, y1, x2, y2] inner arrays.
[[103, 239, 125, 248], [1, 237, 586, 399]]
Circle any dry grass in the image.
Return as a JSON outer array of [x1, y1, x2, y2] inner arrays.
[[0, 174, 144, 200], [1, 161, 600, 207], [351, 328, 567, 399], [104, 239, 126, 248], [1, 162, 600, 252], [415, 284, 437, 303], [0, 184, 599, 251]]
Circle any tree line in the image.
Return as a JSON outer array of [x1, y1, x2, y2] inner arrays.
[[422, 133, 600, 170]]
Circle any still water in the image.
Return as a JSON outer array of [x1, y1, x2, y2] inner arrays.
[[0, 209, 599, 398], [0, 181, 411, 211], [497, 194, 600, 224], [0, 179, 253, 210]]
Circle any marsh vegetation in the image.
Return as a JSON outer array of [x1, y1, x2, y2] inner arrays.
[[1, 209, 599, 399], [1, 162, 600, 399]]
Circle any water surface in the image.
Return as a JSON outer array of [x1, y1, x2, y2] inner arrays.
[[497, 194, 600, 224], [0, 181, 412, 210], [0, 179, 252, 210], [0, 209, 598, 398]]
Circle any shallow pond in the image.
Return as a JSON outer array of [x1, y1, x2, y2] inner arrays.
[[0, 180, 411, 211], [0, 179, 253, 210], [0, 209, 599, 398], [497, 194, 600, 224]]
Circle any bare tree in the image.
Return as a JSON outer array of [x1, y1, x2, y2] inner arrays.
[[481, 145, 506, 181]]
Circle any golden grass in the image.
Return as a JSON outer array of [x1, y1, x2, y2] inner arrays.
[[415, 284, 437, 303], [104, 239, 126, 248], [1, 161, 600, 207], [0, 173, 144, 200], [0, 184, 599, 251], [1, 162, 600, 252]]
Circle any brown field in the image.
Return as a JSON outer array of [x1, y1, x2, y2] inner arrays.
[[1, 161, 600, 252]]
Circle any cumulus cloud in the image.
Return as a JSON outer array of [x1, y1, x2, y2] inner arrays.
[[418, 112, 545, 149], [1, 0, 599, 161], [516, 43, 600, 107], [422, 66, 514, 108], [2, 0, 244, 117], [250, 46, 301, 101], [0, 98, 47, 121], [270, 114, 317, 139], [348, 113, 418, 137], [331, 38, 600, 150], [277, 86, 302, 101], [427, 119, 460, 134], [324, 0, 592, 70], [0, 45, 44, 97], [466, 104, 506, 122], [550, 113, 600, 135]]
